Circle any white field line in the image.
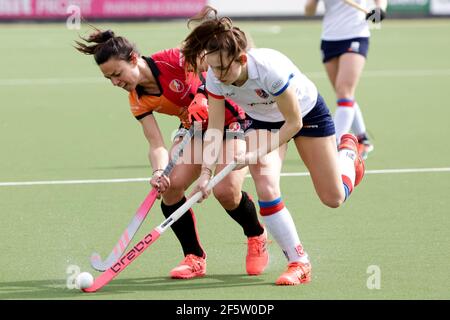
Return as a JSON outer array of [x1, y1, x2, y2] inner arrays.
[[1, 167, 449, 187], [1, 69, 450, 86]]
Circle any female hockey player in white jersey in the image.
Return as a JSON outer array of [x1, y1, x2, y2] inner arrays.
[[182, 6, 365, 285], [305, 0, 387, 159]]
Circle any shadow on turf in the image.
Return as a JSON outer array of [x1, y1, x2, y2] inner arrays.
[[0, 274, 268, 299]]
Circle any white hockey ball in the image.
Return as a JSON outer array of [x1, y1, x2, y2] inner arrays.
[[76, 272, 94, 289]]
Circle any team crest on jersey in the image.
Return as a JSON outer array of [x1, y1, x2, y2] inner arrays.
[[255, 89, 269, 99], [169, 79, 184, 92], [228, 121, 241, 132]]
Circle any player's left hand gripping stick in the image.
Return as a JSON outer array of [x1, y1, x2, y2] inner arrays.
[[83, 161, 237, 292]]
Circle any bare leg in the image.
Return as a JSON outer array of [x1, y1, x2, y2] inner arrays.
[[333, 53, 366, 142], [294, 135, 345, 208]]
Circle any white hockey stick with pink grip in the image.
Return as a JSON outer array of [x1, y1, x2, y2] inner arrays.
[[83, 161, 237, 292]]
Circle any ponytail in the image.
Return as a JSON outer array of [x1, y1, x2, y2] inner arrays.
[[74, 28, 138, 65]]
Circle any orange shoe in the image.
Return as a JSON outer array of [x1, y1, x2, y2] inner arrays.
[[275, 261, 312, 286], [246, 228, 269, 275], [170, 254, 206, 279], [338, 133, 365, 186]]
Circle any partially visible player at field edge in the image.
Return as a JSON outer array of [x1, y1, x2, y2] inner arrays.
[[75, 29, 268, 279], [305, 0, 387, 159], [183, 6, 365, 285]]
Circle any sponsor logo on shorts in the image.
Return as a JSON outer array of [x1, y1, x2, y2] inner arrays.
[[303, 124, 319, 129], [349, 41, 360, 53], [242, 120, 253, 130]]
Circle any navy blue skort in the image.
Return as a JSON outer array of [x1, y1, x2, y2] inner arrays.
[[321, 37, 369, 63], [244, 94, 336, 138]]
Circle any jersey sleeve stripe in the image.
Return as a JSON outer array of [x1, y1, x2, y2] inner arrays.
[[206, 89, 225, 100], [272, 73, 295, 97], [135, 111, 153, 120]]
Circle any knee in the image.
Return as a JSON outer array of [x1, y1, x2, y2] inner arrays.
[[213, 185, 241, 209], [162, 180, 186, 205], [255, 184, 280, 202], [319, 192, 345, 209], [335, 84, 353, 99]]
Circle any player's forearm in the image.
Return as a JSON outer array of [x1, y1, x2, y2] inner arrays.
[[140, 115, 169, 171], [201, 97, 226, 171], [149, 146, 169, 172], [261, 121, 301, 157], [304, 0, 319, 16], [265, 86, 302, 156], [202, 123, 224, 171]]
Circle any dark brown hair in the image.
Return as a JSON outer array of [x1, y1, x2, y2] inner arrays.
[[74, 28, 138, 65], [181, 6, 248, 76]]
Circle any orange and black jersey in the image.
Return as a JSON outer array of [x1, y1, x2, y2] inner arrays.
[[129, 48, 245, 128]]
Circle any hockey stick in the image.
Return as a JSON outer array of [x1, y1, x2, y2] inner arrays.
[[343, 0, 369, 14], [90, 126, 194, 271], [83, 161, 237, 292]]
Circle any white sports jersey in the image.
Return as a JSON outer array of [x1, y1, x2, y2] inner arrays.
[[206, 48, 318, 123], [321, 0, 370, 41]]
